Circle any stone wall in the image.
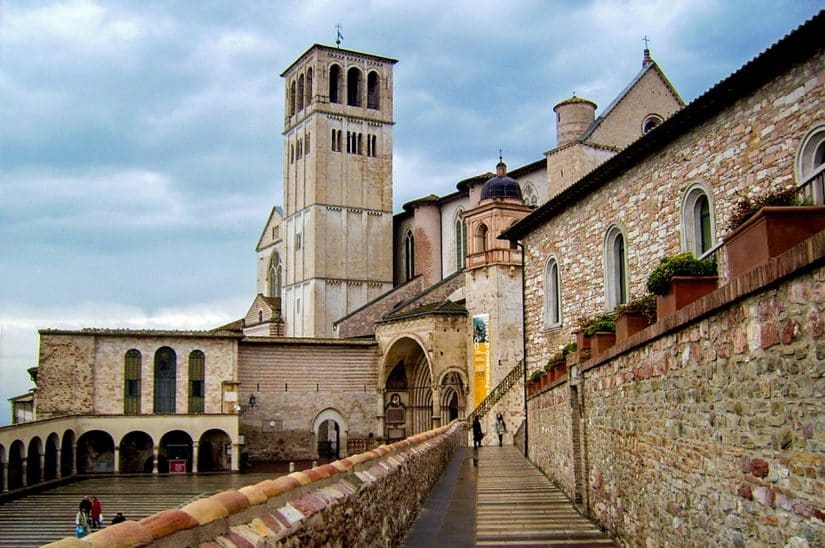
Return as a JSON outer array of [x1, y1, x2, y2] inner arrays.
[[527, 236, 825, 546], [44, 422, 463, 548], [36, 333, 96, 418], [335, 276, 424, 338]]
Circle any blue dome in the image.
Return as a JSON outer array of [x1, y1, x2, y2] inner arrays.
[[480, 174, 522, 201]]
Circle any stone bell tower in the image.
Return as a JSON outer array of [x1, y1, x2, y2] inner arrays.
[[280, 45, 397, 337], [463, 161, 532, 407]]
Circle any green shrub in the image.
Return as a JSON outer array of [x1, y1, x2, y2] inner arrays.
[[561, 342, 577, 357], [645, 253, 717, 296], [726, 187, 808, 232], [545, 352, 565, 371], [614, 294, 657, 324], [581, 313, 616, 336], [529, 369, 544, 384]]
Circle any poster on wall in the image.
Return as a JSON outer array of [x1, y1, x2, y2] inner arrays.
[[472, 314, 490, 407]]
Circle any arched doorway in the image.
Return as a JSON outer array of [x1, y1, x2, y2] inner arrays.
[[439, 370, 466, 423], [119, 431, 154, 474], [44, 433, 59, 480], [158, 430, 193, 473], [381, 336, 433, 439], [198, 429, 231, 472], [8, 441, 24, 490], [60, 430, 75, 477], [312, 409, 347, 460], [77, 431, 115, 473], [26, 437, 42, 486]]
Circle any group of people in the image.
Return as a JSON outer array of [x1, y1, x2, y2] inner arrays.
[[472, 413, 507, 448], [75, 495, 126, 538]]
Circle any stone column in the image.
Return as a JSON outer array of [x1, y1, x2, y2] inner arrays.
[[39, 451, 45, 482], [231, 443, 240, 472], [2, 463, 8, 493], [71, 444, 78, 475], [56, 448, 62, 479], [113, 446, 120, 474], [192, 442, 199, 474], [152, 446, 159, 475], [376, 388, 385, 438], [431, 385, 442, 428], [21, 460, 28, 488]]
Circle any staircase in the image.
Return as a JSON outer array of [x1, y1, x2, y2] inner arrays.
[[467, 360, 525, 425]]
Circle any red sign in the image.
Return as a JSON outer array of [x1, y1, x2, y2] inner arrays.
[[169, 459, 187, 474]]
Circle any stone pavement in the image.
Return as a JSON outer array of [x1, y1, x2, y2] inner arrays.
[[405, 445, 614, 547]]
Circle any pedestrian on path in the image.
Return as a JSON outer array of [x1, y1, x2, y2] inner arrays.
[[75, 510, 90, 538], [495, 413, 506, 446], [91, 496, 103, 528], [472, 416, 483, 448]]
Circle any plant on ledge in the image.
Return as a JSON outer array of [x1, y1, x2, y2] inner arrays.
[[646, 253, 717, 296], [529, 369, 544, 384], [580, 313, 616, 336], [725, 187, 807, 232], [562, 341, 577, 357], [545, 350, 566, 372], [614, 294, 657, 324]]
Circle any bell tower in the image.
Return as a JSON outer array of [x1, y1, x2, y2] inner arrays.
[[280, 45, 397, 337]]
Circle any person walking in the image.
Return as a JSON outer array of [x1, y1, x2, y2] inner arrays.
[[75, 510, 90, 538], [495, 413, 506, 447], [472, 416, 483, 448], [91, 496, 103, 529]]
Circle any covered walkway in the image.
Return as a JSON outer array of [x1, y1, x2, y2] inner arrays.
[[405, 445, 614, 547]]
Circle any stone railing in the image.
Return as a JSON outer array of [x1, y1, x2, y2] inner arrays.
[[45, 421, 463, 547]]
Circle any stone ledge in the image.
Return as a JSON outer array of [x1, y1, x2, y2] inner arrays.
[[43, 421, 461, 547]]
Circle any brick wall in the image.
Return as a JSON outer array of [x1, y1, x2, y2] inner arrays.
[[528, 236, 825, 546], [36, 333, 95, 418]]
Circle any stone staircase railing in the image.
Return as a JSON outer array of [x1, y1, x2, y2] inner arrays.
[[466, 360, 524, 425]]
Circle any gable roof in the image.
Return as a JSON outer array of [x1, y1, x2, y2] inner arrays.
[[502, 9, 825, 242]]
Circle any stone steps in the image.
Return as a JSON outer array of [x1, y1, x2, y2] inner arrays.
[[0, 472, 280, 547]]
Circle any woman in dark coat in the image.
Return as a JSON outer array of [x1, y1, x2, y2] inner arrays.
[[472, 416, 483, 448]]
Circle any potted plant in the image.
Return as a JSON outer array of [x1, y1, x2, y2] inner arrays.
[[528, 369, 544, 395], [580, 313, 616, 356], [614, 294, 656, 341], [724, 187, 825, 279], [562, 341, 578, 366], [545, 350, 567, 383], [646, 253, 718, 318]]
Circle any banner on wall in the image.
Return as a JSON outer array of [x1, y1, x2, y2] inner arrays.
[[472, 314, 490, 407]]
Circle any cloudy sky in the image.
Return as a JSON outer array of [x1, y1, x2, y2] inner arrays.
[[0, 0, 821, 424]]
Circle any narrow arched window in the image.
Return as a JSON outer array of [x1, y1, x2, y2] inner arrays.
[[297, 74, 305, 111], [347, 67, 362, 107], [124, 349, 141, 415], [681, 185, 716, 255], [188, 350, 205, 414], [371, 135, 377, 157], [329, 64, 341, 104], [642, 114, 663, 134], [476, 223, 489, 252], [268, 251, 282, 298], [544, 258, 561, 327], [357, 133, 363, 155], [289, 81, 296, 116], [305, 68, 313, 106], [797, 124, 825, 204], [405, 230, 415, 281], [367, 71, 380, 109], [305, 133, 310, 156], [153, 347, 177, 414], [455, 211, 467, 270], [604, 226, 627, 309]]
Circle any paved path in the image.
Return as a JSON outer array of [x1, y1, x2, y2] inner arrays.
[[405, 445, 614, 547]]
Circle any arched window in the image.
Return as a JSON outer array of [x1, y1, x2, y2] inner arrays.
[[681, 184, 716, 255], [522, 183, 539, 207], [188, 350, 205, 414], [153, 347, 177, 414], [604, 226, 627, 309], [357, 133, 363, 155], [124, 349, 141, 415], [455, 210, 467, 270], [404, 230, 415, 281], [268, 251, 282, 298], [367, 71, 380, 109], [642, 114, 663, 134], [329, 64, 341, 104], [544, 258, 561, 327], [371, 135, 377, 157], [305, 68, 313, 106], [289, 81, 296, 116], [347, 67, 362, 107], [476, 223, 489, 252], [305, 132, 310, 156], [797, 124, 825, 204], [297, 74, 305, 111]]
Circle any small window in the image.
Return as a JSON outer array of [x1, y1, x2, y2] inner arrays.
[[476, 223, 489, 252], [604, 226, 627, 309], [642, 114, 663, 134], [544, 258, 561, 327], [296, 232, 302, 250]]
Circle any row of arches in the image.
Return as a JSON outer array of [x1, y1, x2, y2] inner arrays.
[[288, 67, 313, 116], [288, 132, 311, 163], [329, 64, 381, 109], [0, 428, 232, 493], [330, 129, 379, 157]]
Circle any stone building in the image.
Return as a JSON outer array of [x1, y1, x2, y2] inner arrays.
[[502, 10, 825, 546], [5, 36, 688, 484]]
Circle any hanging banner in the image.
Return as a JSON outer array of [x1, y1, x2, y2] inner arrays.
[[472, 314, 490, 407]]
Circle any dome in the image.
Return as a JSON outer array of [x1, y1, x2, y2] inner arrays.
[[480, 162, 522, 201]]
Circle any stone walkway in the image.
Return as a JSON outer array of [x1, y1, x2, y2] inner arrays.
[[405, 445, 615, 547]]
